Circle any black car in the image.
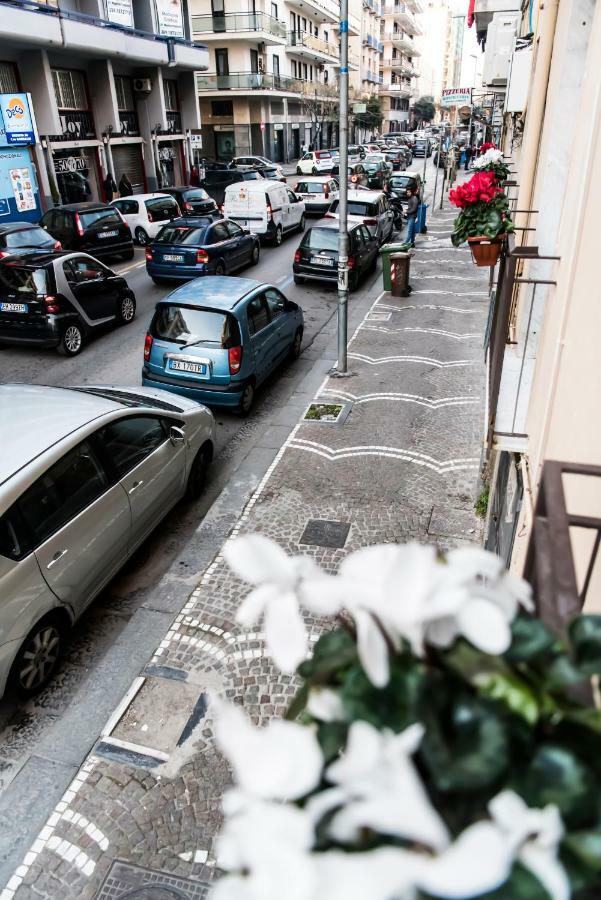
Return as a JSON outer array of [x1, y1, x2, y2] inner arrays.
[[201, 168, 264, 207], [161, 185, 220, 217], [390, 172, 423, 204], [364, 159, 391, 190], [145, 216, 261, 284], [40, 203, 134, 260], [293, 221, 378, 292], [0, 222, 61, 258], [0, 250, 136, 356], [331, 163, 370, 188], [412, 139, 432, 158], [384, 151, 406, 172]]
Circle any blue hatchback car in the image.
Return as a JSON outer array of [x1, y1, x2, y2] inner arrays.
[[145, 216, 261, 284], [141, 276, 304, 415]]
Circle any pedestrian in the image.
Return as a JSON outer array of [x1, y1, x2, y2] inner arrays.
[[301, 141, 308, 154], [118, 173, 133, 196], [404, 187, 419, 248], [103, 171, 117, 202], [190, 165, 200, 187], [464, 144, 473, 171]]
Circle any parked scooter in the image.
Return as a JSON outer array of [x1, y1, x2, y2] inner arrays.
[[388, 192, 405, 231]]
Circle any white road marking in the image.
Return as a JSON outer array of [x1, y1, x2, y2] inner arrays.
[[318, 388, 479, 408], [360, 325, 480, 339], [278, 274, 294, 288], [349, 353, 475, 368], [288, 438, 479, 473], [376, 303, 480, 314]]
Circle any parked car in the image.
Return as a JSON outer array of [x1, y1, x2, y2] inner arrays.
[[160, 186, 221, 218], [145, 216, 260, 284], [365, 143, 381, 154], [0, 222, 61, 258], [364, 156, 392, 189], [293, 176, 339, 216], [0, 383, 215, 697], [231, 156, 285, 181], [331, 163, 369, 188], [347, 145, 362, 164], [296, 150, 334, 175], [293, 220, 378, 291], [326, 189, 395, 245], [0, 250, 136, 356], [390, 171, 423, 203], [201, 168, 264, 208], [223, 180, 305, 244], [384, 150, 406, 172], [142, 276, 304, 415], [413, 138, 432, 158], [40, 203, 134, 261], [261, 166, 287, 183], [110, 193, 180, 246]]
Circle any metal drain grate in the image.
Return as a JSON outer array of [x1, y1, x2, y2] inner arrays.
[[95, 860, 210, 900], [300, 519, 350, 549]]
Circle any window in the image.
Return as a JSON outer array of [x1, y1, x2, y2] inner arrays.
[[211, 100, 233, 117], [52, 69, 88, 110], [0, 62, 18, 93], [163, 79, 179, 112], [287, 190, 297, 202], [0, 509, 29, 561], [152, 305, 239, 347], [250, 50, 259, 74], [96, 417, 166, 478], [114, 75, 135, 111], [271, 2, 278, 17], [19, 442, 109, 547], [247, 296, 270, 334], [301, 227, 338, 251], [0, 265, 48, 295], [224, 221, 242, 238], [79, 208, 121, 229], [208, 222, 229, 243], [216, 49, 229, 76], [113, 199, 139, 215], [352, 228, 365, 250], [4, 227, 51, 249], [291, 61, 297, 78], [359, 225, 372, 243], [264, 288, 285, 319], [63, 259, 108, 284], [272, 55, 280, 76]]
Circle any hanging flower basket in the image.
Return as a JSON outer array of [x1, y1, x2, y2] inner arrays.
[[467, 234, 505, 267]]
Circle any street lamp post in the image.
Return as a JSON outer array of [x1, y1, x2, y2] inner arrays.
[[336, 0, 349, 374]]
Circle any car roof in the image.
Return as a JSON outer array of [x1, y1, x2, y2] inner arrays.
[[0, 249, 65, 266], [295, 174, 332, 182], [0, 222, 44, 234], [0, 384, 123, 487], [346, 189, 383, 199], [158, 275, 265, 310], [52, 202, 112, 212], [394, 171, 421, 179], [163, 185, 199, 192], [226, 179, 284, 192], [113, 192, 174, 202], [155, 215, 215, 230]]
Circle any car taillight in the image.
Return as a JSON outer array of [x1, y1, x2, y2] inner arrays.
[[145, 247, 153, 261], [266, 204, 273, 221], [348, 256, 356, 270], [228, 345, 243, 374], [323, 213, 336, 219], [197, 249, 209, 264], [53, 240, 62, 250], [185, 201, 193, 211], [0, 250, 9, 259], [44, 295, 60, 314], [74, 213, 84, 236], [351, 175, 357, 183], [294, 249, 301, 263], [324, 191, 329, 200], [147, 210, 154, 222], [364, 218, 378, 226], [144, 332, 153, 361]]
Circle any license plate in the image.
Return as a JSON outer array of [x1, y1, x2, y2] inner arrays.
[[0, 301, 27, 312], [168, 359, 206, 374], [311, 256, 334, 267], [163, 254, 185, 263], [99, 230, 119, 238]]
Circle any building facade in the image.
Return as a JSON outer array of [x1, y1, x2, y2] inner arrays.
[[379, 0, 422, 132]]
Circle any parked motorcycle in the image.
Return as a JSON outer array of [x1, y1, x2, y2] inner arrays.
[[387, 192, 404, 230]]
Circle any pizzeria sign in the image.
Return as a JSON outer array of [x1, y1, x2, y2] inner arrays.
[[441, 87, 473, 107]]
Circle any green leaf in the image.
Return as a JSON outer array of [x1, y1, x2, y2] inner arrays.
[[479, 861, 553, 899], [546, 655, 588, 688], [285, 682, 309, 721], [340, 653, 425, 732], [564, 831, 601, 873], [475, 672, 540, 725], [570, 616, 601, 676], [298, 629, 357, 680], [518, 744, 597, 826], [505, 615, 556, 662], [317, 721, 348, 764]]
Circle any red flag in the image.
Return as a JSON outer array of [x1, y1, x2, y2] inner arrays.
[[467, 0, 475, 27]]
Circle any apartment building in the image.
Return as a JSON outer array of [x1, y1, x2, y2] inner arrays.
[[379, 0, 422, 132], [416, 0, 449, 105], [475, 0, 601, 606], [191, 0, 361, 161], [0, 0, 208, 215]]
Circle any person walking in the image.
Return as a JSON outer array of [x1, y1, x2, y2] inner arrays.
[[405, 187, 419, 248], [464, 144, 473, 171], [118, 173, 133, 196], [104, 171, 117, 202]]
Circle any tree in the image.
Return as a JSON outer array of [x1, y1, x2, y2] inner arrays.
[[352, 94, 383, 136], [413, 95, 436, 124], [298, 82, 339, 147]]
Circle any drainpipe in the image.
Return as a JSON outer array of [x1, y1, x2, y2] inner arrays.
[[515, 0, 560, 234]]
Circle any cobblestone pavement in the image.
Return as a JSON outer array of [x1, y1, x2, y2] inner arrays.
[[2, 200, 490, 900]]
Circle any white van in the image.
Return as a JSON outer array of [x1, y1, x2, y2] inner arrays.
[[223, 181, 306, 245]]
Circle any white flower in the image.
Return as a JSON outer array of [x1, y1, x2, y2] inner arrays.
[[213, 700, 323, 801], [306, 687, 346, 722], [316, 847, 423, 900], [223, 534, 341, 672], [315, 721, 450, 850], [473, 148, 504, 168]]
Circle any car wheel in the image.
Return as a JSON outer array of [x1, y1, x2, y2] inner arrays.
[[58, 322, 84, 356], [10, 615, 65, 698], [348, 272, 358, 293], [290, 328, 303, 359], [135, 227, 150, 246], [117, 293, 136, 324], [296, 166, 302, 175], [312, 167, 318, 175], [298, 214, 306, 233], [251, 243, 260, 266], [238, 382, 255, 417], [185, 444, 212, 501], [215, 261, 226, 275], [273, 225, 283, 246], [293, 275, 305, 285]]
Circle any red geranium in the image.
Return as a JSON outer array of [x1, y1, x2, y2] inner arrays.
[[449, 170, 501, 208], [479, 142, 496, 154]]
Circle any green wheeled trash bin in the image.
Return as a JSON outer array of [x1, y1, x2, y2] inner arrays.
[[390, 250, 413, 297], [379, 240, 411, 291]]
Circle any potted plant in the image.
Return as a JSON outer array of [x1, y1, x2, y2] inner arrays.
[[472, 147, 511, 185], [449, 170, 514, 267]]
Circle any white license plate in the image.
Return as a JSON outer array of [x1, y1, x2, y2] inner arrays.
[[99, 230, 119, 238], [0, 301, 28, 312], [163, 254, 185, 263], [311, 256, 334, 267], [168, 359, 206, 374]]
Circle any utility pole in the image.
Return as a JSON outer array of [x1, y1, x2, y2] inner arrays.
[[336, 0, 349, 374]]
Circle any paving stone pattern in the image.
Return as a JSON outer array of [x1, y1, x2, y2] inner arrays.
[[3, 205, 490, 900]]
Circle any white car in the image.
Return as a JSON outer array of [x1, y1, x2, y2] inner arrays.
[[296, 150, 334, 175], [223, 180, 305, 244], [111, 193, 181, 246], [231, 156, 285, 181], [325, 189, 395, 245], [293, 176, 339, 215]]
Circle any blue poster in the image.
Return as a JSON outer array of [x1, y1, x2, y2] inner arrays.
[[0, 93, 36, 146]]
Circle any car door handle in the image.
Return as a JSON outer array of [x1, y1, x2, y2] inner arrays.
[[47, 549, 68, 569], [128, 480, 144, 494]]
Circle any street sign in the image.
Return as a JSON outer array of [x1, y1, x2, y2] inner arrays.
[[353, 103, 367, 114], [441, 88, 472, 108]]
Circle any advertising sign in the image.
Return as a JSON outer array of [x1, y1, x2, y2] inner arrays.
[[0, 94, 36, 145], [156, 0, 184, 37], [441, 87, 473, 108], [54, 156, 87, 173], [9, 167, 36, 212], [105, 0, 133, 27]]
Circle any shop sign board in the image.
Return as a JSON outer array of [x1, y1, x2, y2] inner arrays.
[[441, 87, 472, 108], [0, 94, 36, 146], [105, 0, 133, 27], [156, 0, 184, 37], [274, 123, 284, 131], [54, 156, 87, 173]]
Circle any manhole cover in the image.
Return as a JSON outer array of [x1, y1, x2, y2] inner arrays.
[[96, 861, 210, 900], [300, 519, 350, 549]]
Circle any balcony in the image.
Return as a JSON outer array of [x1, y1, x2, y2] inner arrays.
[[383, 31, 420, 55], [382, 4, 422, 34], [118, 110, 140, 137], [286, 30, 340, 63], [380, 82, 411, 96], [49, 109, 95, 142], [285, 0, 339, 25], [192, 11, 286, 46], [196, 71, 300, 95], [166, 111, 182, 134]]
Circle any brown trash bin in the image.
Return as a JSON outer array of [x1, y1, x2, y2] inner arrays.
[[390, 251, 413, 297]]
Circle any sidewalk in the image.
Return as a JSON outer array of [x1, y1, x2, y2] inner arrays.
[[1, 201, 490, 900]]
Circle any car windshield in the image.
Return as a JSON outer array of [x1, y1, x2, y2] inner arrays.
[[79, 209, 121, 228], [0, 264, 47, 295], [152, 305, 239, 348], [70, 387, 184, 412], [296, 182, 326, 194], [4, 227, 52, 248], [391, 176, 417, 191], [183, 189, 210, 201], [329, 199, 378, 217], [365, 161, 381, 172], [302, 228, 339, 252], [146, 197, 178, 211], [155, 225, 208, 245]]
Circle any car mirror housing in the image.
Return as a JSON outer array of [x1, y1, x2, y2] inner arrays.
[[170, 426, 186, 446]]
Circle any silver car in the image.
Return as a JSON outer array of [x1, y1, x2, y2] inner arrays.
[[0, 383, 215, 698]]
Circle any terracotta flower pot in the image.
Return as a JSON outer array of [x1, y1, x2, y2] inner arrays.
[[467, 235, 504, 267]]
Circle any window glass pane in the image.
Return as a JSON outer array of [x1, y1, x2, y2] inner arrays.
[[0, 511, 27, 561], [163, 80, 178, 111], [57, 71, 75, 108], [265, 289, 284, 319], [247, 297, 270, 335], [211, 223, 229, 242], [295, 181, 325, 194], [4, 228, 51, 248], [97, 417, 166, 478], [0, 63, 18, 93], [225, 221, 241, 237], [19, 442, 108, 546], [67, 259, 106, 281], [155, 225, 207, 245], [152, 305, 238, 347], [79, 209, 121, 228], [302, 227, 338, 251], [0, 265, 48, 295]]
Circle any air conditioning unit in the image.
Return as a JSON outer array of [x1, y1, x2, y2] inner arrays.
[[133, 78, 152, 94], [483, 13, 519, 86]]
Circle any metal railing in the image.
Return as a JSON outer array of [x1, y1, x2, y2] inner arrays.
[[192, 11, 285, 38], [118, 110, 140, 136], [196, 71, 299, 92], [50, 110, 95, 142], [524, 461, 601, 636], [166, 110, 182, 133], [287, 30, 339, 59]]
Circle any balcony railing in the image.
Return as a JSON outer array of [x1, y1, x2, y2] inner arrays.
[[118, 110, 140, 137], [50, 109, 95, 142], [166, 110, 182, 133], [197, 72, 299, 92], [192, 11, 286, 39], [287, 30, 339, 59]]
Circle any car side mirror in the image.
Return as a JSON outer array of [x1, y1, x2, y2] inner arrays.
[[170, 426, 185, 446]]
